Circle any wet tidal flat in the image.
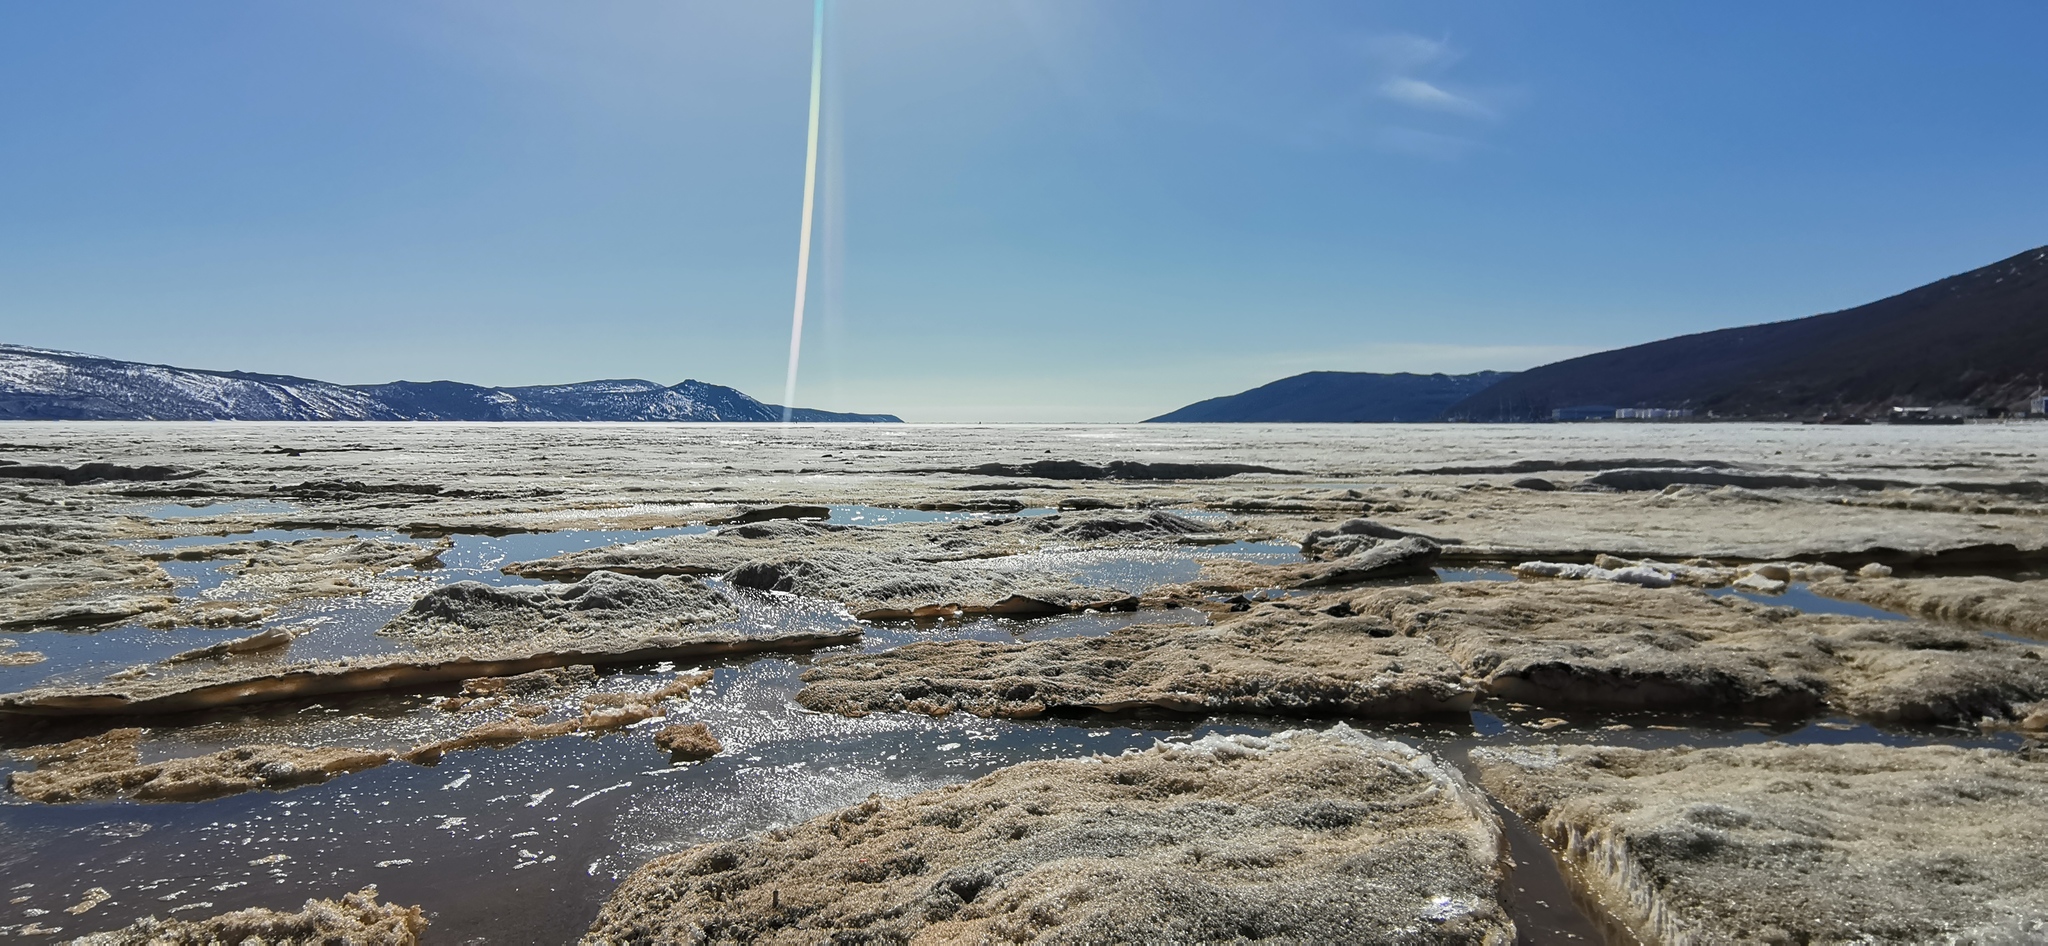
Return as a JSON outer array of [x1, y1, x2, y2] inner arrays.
[[4, 422, 2048, 943]]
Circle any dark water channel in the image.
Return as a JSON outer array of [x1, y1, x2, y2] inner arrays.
[[0, 653, 1237, 942], [0, 512, 2019, 942]]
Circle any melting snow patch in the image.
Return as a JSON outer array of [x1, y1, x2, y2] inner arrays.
[[568, 782, 633, 808], [63, 887, 110, 916], [1421, 895, 1476, 923], [526, 788, 554, 808], [441, 773, 471, 791], [1513, 561, 1674, 588]]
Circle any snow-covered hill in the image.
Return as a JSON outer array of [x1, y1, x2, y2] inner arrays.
[[0, 345, 899, 422]]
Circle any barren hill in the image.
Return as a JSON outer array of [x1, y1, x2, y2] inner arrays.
[[1445, 245, 2048, 420]]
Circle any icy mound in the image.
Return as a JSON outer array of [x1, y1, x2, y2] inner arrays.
[[584, 725, 1512, 944], [1475, 743, 2048, 944]]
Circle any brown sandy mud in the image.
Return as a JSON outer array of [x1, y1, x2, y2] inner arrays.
[[584, 726, 1514, 945], [797, 614, 1473, 720], [400, 667, 712, 765], [1346, 581, 2048, 725], [9, 728, 392, 804], [1473, 743, 2048, 944], [1814, 573, 2048, 640], [1187, 533, 1446, 590], [0, 573, 847, 716], [805, 581, 2048, 728], [650, 722, 722, 761], [1, 528, 177, 630], [69, 887, 426, 945], [0, 640, 43, 667], [506, 510, 1234, 618], [1, 531, 446, 633], [7, 666, 715, 803]]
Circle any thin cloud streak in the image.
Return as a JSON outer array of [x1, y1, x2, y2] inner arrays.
[[1347, 30, 1507, 159], [1379, 77, 1495, 119]]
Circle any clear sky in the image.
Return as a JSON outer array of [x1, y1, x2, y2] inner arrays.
[[3, 2, 2045, 422]]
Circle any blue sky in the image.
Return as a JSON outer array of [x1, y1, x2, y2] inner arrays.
[[3, 2, 2044, 421]]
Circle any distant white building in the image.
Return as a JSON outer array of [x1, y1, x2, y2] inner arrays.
[[1614, 408, 1695, 420], [2032, 395, 2048, 416], [1890, 405, 1978, 424]]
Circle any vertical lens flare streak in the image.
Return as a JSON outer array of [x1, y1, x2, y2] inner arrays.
[[780, 0, 826, 423]]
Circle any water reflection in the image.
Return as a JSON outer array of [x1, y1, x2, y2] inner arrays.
[[1706, 582, 1911, 621]]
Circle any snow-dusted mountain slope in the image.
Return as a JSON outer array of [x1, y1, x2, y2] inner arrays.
[[0, 346, 405, 421], [0, 346, 899, 422]]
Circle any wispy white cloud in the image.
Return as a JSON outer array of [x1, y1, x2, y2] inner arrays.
[[1378, 77, 1495, 119], [1343, 30, 1508, 159]]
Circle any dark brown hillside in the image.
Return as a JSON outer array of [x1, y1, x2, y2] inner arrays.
[[1446, 245, 2048, 420]]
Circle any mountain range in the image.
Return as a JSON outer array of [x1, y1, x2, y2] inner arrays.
[[1147, 371, 1513, 423], [13, 243, 2044, 425], [1443, 245, 2048, 421], [1151, 244, 2048, 422], [0, 345, 899, 422]]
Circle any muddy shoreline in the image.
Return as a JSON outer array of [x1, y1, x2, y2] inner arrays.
[[3, 422, 2046, 943]]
